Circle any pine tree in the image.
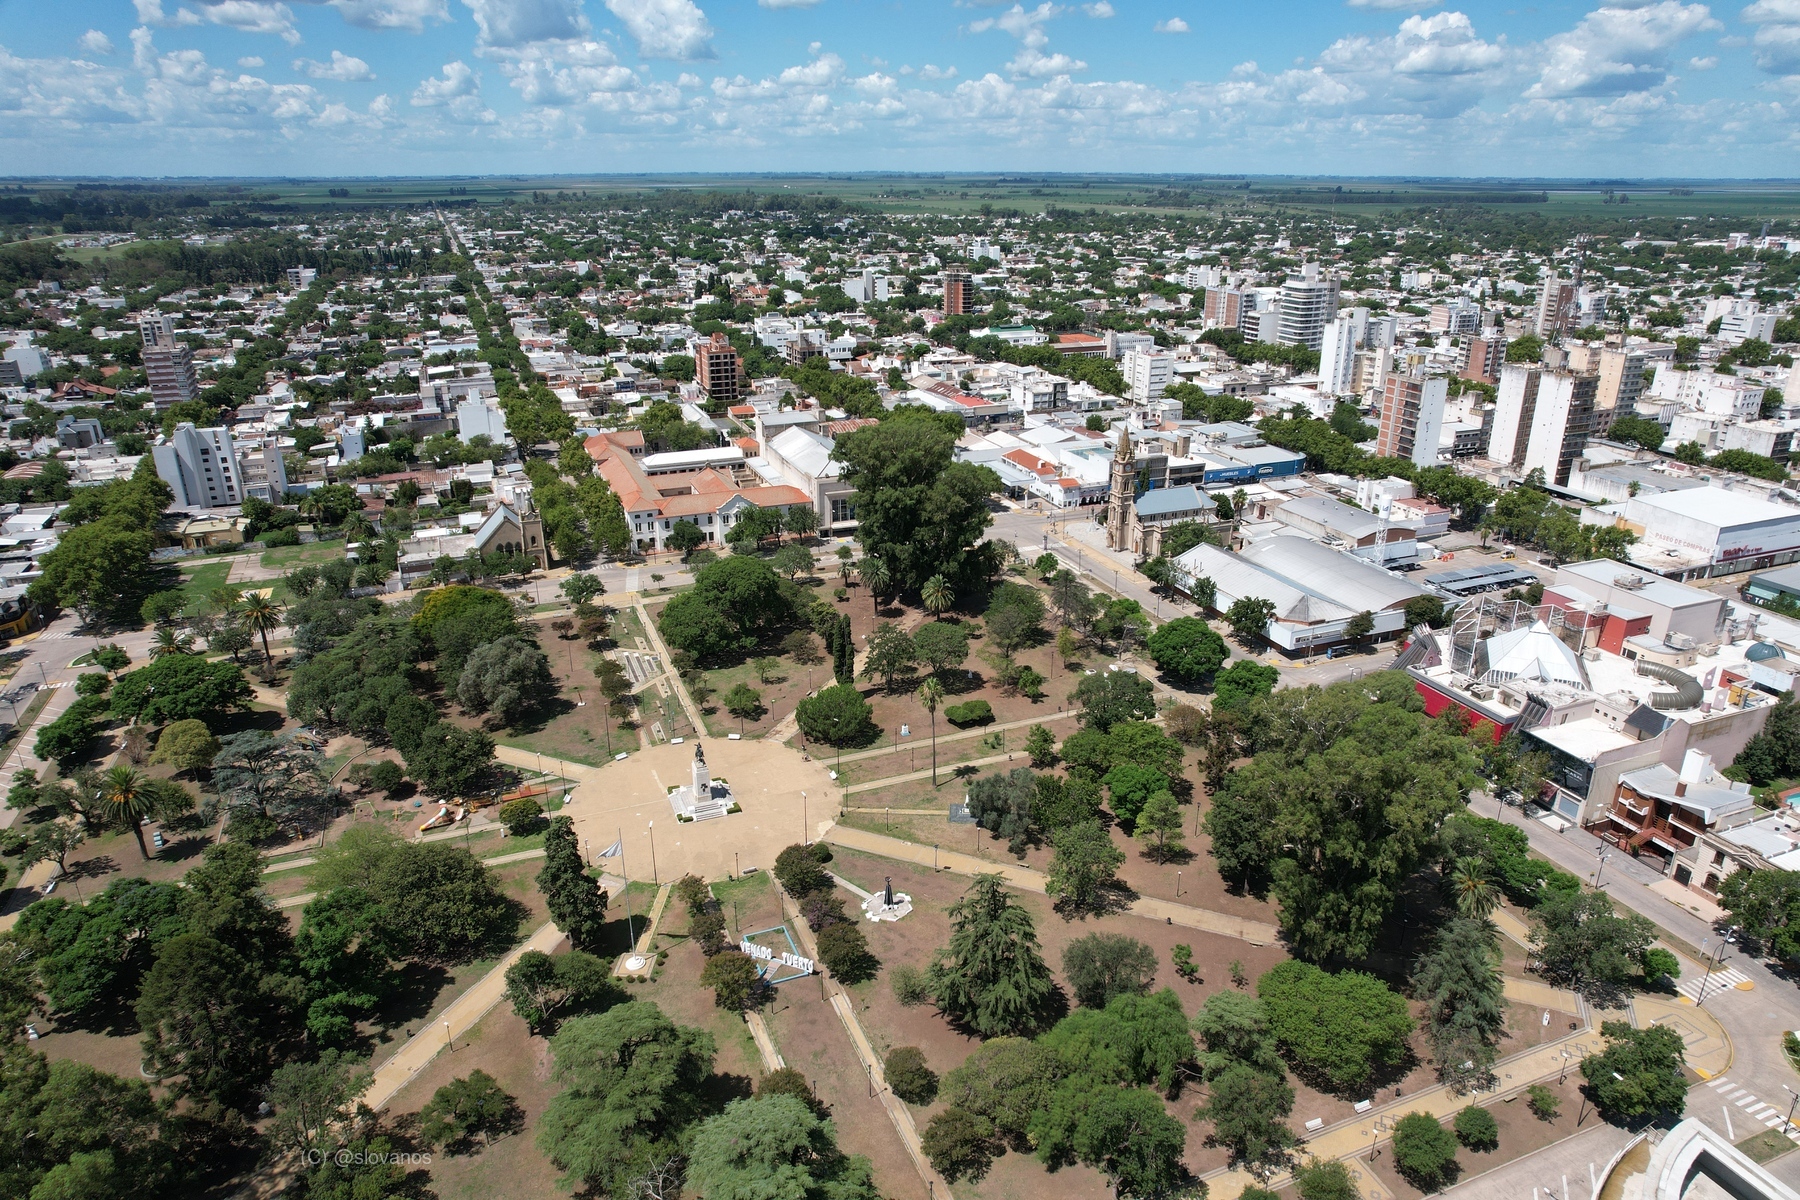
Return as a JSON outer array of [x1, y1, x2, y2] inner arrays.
[[833, 614, 856, 685], [537, 816, 608, 950], [928, 873, 1053, 1037], [1413, 916, 1505, 1087]]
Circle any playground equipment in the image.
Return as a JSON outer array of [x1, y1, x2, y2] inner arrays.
[[417, 804, 464, 834]]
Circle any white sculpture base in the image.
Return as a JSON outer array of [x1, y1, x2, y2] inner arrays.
[[860, 892, 913, 922]]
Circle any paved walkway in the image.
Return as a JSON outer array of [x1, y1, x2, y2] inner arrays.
[[1438, 1122, 1638, 1200], [842, 751, 1022, 794], [833, 709, 1080, 765], [823, 824, 1283, 944], [365, 919, 568, 1110], [774, 883, 953, 1199], [1207, 1033, 1608, 1199]]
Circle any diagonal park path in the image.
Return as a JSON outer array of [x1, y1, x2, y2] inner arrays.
[[820, 825, 1733, 1200]]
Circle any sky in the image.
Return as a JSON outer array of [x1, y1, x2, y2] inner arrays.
[[1, 0, 1798, 178]]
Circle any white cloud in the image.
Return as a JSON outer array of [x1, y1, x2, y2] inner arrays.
[[1527, 2, 1720, 98], [411, 59, 478, 102], [410, 59, 498, 121], [1689, 53, 1719, 66], [1155, 16, 1189, 32], [312, 0, 451, 32], [293, 49, 376, 79], [133, 0, 203, 26], [502, 39, 638, 104], [78, 30, 116, 55], [187, 0, 305, 43], [678, 71, 701, 86], [972, 3, 1088, 77], [460, 0, 589, 51], [759, 0, 822, 8], [1741, 0, 1800, 74], [918, 63, 958, 79], [1083, 1, 1114, 14], [239, 55, 265, 66], [604, 0, 716, 60]]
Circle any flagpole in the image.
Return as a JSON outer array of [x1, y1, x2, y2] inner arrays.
[[619, 825, 637, 951]]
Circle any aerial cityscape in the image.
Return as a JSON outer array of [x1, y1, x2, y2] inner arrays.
[[7, 7, 1800, 1200]]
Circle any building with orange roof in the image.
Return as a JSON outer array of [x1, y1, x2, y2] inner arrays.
[[583, 430, 813, 554]]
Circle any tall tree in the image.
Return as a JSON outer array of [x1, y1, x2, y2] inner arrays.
[[928, 874, 1054, 1037], [1413, 917, 1506, 1088], [917, 676, 945, 786], [97, 766, 154, 860], [1046, 820, 1126, 915], [1203, 672, 1475, 961], [537, 1001, 718, 1196], [687, 1095, 879, 1200], [538, 817, 608, 951], [239, 593, 285, 663], [832, 418, 999, 591]]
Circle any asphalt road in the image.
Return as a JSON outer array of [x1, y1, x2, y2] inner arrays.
[[1469, 790, 1800, 1146]]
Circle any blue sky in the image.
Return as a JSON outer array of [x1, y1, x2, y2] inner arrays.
[[1, 0, 1797, 176]]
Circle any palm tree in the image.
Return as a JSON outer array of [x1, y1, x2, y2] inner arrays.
[[1448, 858, 1500, 919], [857, 558, 891, 615], [343, 512, 376, 548], [99, 766, 154, 860], [838, 559, 855, 590], [239, 593, 284, 664], [917, 676, 945, 787], [150, 628, 195, 659], [921, 574, 954, 621]]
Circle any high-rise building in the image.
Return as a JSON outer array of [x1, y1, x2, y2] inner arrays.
[[1430, 300, 1482, 336], [692, 332, 745, 406], [139, 313, 177, 347], [140, 312, 199, 410], [942, 271, 974, 316], [153, 423, 245, 510], [1203, 286, 1244, 331], [1595, 347, 1648, 434], [1319, 316, 1359, 396], [1490, 365, 1596, 485], [1462, 336, 1505, 385], [1276, 264, 1340, 349], [1534, 274, 1579, 338], [1123, 349, 1174, 404], [1374, 372, 1449, 469], [237, 435, 290, 502]]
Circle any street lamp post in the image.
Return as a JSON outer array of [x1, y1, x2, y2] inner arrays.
[[647, 821, 659, 886], [1593, 847, 1612, 888]]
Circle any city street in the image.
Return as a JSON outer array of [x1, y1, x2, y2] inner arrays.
[[1468, 790, 1800, 1153]]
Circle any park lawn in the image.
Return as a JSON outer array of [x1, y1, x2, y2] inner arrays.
[[495, 625, 635, 766], [176, 560, 234, 615], [260, 537, 346, 571]]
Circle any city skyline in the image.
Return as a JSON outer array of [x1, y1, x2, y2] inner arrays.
[[1, 0, 1798, 176]]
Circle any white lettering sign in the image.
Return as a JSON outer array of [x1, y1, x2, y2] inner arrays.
[[739, 939, 773, 961], [779, 951, 814, 973]]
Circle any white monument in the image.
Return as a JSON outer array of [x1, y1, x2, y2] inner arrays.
[[860, 875, 913, 922], [668, 742, 734, 821]]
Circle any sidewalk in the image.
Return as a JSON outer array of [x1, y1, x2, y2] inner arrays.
[[1207, 1032, 1607, 1199], [365, 919, 568, 1110], [823, 823, 1283, 944], [833, 709, 1080, 765]]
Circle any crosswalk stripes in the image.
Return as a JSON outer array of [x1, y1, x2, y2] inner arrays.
[[1677, 965, 1751, 1001], [34, 631, 75, 641], [1705, 1077, 1800, 1141]]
